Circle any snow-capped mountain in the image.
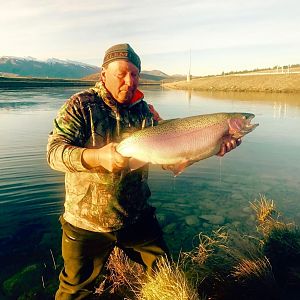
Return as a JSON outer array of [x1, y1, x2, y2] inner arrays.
[[0, 56, 100, 79]]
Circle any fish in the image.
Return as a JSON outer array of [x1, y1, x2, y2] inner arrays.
[[116, 112, 259, 175]]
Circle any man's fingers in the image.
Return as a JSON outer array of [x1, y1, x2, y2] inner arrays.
[[217, 137, 242, 157], [218, 144, 226, 157], [112, 146, 129, 169], [226, 139, 236, 151]]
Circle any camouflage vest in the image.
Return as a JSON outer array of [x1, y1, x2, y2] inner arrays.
[[50, 82, 157, 232]]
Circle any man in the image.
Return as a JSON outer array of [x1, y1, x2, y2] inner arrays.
[[47, 43, 240, 299]]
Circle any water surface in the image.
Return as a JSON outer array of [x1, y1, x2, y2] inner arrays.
[[1, 86, 300, 295]]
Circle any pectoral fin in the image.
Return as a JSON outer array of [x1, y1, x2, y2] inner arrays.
[[163, 160, 196, 177], [128, 158, 148, 171]]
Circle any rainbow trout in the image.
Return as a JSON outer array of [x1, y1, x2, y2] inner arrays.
[[117, 112, 258, 175]]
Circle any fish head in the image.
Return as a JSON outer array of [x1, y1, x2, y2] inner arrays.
[[228, 113, 259, 138]]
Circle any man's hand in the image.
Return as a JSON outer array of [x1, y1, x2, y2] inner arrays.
[[82, 142, 129, 172], [217, 137, 242, 157]]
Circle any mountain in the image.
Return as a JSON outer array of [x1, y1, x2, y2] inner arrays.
[[0, 56, 185, 83], [141, 70, 170, 79], [82, 71, 167, 83], [0, 56, 100, 79], [82, 70, 185, 83]]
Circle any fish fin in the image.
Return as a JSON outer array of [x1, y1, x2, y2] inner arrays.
[[163, 161, 192, 177], [128, 158, 147, 171]]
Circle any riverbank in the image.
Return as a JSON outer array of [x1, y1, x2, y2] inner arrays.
[[163, 73, 300, 93], [0, 76, 96, 88], [0, 76, 161, 88]]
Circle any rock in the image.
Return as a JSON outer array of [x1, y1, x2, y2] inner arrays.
[[232, 221, 241, 227], [185, 215, 200, 226], [242, 207, 252, 213], [199, 200, 218, 210], [2, 264, 40, 296], [202, 222, 211, 229], [163, 223, 177, 234], [249, 214, 256, 221], [174, 197, 187, 204], [156, 213, 168, 227], [200, 214, 225, 225]]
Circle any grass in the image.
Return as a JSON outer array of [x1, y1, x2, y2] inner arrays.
[[96, 195, 300, 300], [98, 249, 200, 300], [231, 256, 274, 285], [163, 73, 300, 93], [138, 258, 200, 300], [94, 247, 144, 299], [250, 195, 294, 236]]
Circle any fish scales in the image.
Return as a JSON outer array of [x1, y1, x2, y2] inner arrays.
[[117, 112, 258, 175]]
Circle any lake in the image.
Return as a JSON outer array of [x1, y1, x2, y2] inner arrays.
[[1, 85, 300, 297]]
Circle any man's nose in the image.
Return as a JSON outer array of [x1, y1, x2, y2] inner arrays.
[[124, 73, 134, 86]]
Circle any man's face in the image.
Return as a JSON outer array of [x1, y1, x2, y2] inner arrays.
[[101, 60, 140, 105]]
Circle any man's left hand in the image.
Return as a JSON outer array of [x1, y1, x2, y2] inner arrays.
[[217, 137, 242, 157]]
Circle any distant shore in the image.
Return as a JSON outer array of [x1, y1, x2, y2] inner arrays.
[[0, 76, 160, 88], [2, 73, 300, 92], [162, 73, 300, 93], [0, 76, 96, 88]]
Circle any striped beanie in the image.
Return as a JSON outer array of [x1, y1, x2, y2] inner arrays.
[[102, 43, 141, 72]]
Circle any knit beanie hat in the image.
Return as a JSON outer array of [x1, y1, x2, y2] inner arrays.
[[102, 43, 141, 72]]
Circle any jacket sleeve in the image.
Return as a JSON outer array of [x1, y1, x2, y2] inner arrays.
[[47, 95, 90, 173]]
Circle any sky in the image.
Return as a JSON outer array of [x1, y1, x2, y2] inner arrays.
[[1, 0, 300, 75]]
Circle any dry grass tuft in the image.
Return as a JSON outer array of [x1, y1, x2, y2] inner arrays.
[[138, 256, 200, 300], [231, 256, 274, 283], [103, 247, 144, 297], [250, 195, 293, 236], [185, 228, 229, 265], [250, 195, 276, 224]]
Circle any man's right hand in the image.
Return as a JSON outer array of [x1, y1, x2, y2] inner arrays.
[[82, 142, 129, 172]]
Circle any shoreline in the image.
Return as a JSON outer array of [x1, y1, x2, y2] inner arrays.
[[162, 73, 300, 93], [0, 77, 160, 88], [0, 77, 95, 88]]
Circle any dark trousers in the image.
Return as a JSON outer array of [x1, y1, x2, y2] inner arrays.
[[55, 212, 169, 300]]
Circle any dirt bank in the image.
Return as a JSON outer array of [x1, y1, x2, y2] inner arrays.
[[163, 73, 300, 93]]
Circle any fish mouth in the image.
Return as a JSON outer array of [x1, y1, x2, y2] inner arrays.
[[242, 113, 259, 132], [229, 113, 259, 138], [242, 113, 254, 121]]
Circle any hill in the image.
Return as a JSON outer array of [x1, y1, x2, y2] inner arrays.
[[0, 56, 184, 84], [163, 73, 300, 93], [82, 70, 185, 84], [0, 56, 100, 79]]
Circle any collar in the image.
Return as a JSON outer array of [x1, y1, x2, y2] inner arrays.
[[92, 81, 144, 112]]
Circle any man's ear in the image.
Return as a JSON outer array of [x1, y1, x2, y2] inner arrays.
[[100, 67, 106, 82]]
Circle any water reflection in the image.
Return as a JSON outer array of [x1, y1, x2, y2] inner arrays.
[[273, 101, 287, 119], [192, 90, 300, 119]]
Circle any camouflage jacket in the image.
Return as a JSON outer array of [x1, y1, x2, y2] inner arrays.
[[47, 82, 159, 232]]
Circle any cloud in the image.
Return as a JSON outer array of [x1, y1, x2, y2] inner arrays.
[[1, 0, 300, 74]]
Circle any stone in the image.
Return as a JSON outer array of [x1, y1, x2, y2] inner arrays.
[[156, 213, 168, 227], [163, 223, 177, 234], [200, 214, 225, 225], [242, 207, 252, 213], [185, 215, 200, 226], [202, 222, 211, 229], [232, 221, 241, 227], [199, 200, 218, 210], [2, 264, 40, 296]]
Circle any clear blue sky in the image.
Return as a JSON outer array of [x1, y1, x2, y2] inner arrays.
[[1, 0, 299, 75]]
